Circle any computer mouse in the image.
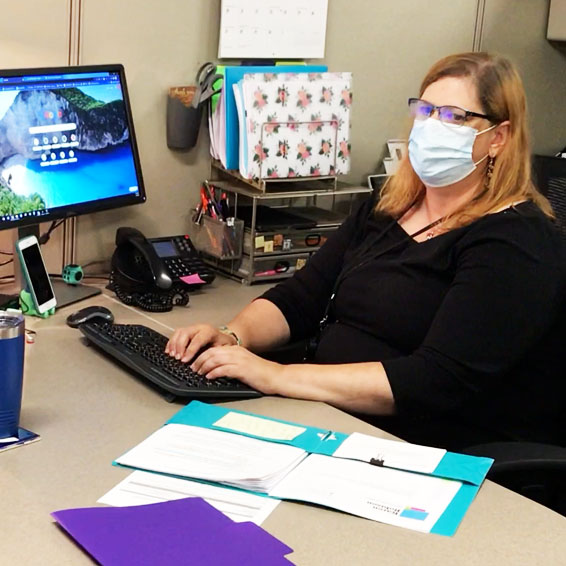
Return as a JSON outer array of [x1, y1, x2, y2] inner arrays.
[[66, 305, 114, 328]]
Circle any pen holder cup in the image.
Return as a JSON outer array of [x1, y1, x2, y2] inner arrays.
[[166, 87, 202, 150], [189, 216, 244, 260]]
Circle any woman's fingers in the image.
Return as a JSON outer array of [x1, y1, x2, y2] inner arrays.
[[166, 325, 213, 361], [166, 324, 237, 363], [190, 346, 281, 395]]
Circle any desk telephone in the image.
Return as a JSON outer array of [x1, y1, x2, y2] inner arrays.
[[108, 227, 215, 312]]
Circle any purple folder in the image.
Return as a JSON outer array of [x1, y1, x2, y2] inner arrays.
[[51, 497, 294, 565]]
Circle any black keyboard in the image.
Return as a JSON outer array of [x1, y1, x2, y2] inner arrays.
[[78, 321, 262, 400]]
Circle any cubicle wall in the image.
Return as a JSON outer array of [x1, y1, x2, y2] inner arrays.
[[482, 0, 566, 157], [0, 0, 565, 274], [0, 1, 71, 272]]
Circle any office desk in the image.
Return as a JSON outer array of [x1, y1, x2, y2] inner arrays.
[[2, 277, 566, 565]]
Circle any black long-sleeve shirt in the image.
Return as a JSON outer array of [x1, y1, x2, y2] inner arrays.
[[261, 198, 566, 450]]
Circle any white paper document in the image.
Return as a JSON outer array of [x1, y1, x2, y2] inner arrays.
[[115, 424, 307, 493], [218, 0, 328, 59], [98, 470, 280, 525], [332, 432, 446, 474], [269, 454, 461, 533]]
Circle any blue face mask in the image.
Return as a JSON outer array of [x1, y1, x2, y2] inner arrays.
[[408, 118, 495, 187]]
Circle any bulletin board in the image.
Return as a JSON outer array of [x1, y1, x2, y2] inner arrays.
[[218, 0, 328, 59]]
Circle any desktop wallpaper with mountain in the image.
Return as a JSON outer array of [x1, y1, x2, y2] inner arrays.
[[0, 85, 138, 216]]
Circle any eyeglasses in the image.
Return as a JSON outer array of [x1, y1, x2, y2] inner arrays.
[[408, 97, 494, 127]]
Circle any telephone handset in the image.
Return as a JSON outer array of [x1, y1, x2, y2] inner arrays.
[[108, 227, 215, 312]]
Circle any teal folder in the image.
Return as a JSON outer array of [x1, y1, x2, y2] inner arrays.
[[117, 401, 493, 536]]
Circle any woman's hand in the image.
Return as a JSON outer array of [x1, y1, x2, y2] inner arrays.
[[165, 324, 236, 363], [190, 345, 283, 395]]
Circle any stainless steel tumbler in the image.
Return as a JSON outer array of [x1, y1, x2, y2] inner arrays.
[[0, 312, 25, 439]]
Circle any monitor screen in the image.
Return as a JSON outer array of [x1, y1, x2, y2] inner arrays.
[[0, 64, 145, 231]]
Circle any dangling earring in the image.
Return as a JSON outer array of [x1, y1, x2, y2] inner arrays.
[[485, 155, 495, 190]]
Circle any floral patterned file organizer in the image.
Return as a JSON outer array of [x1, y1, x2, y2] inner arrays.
[[233, 72, 352, 180]]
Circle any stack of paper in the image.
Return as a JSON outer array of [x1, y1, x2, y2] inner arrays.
[[52, 497, 294, 565], [115, 424, 307, 493], [233, 71, 353, 180], [98, 470, 280, 525]]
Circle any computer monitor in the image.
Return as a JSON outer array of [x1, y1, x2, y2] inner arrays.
[[0, 63, 146, 307]]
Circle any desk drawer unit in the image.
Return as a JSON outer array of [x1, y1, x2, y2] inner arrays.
[[236, 252, 310, 281], [243, 226, 337, 256]]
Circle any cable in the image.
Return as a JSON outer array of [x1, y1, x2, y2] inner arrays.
[[82, 260, 106, 269], [0, 256, 15, 286], [83, 274, 110, 280], [38, 218, 66, 245], [49, 272, 110, 280], [18, 292, 31, 314]]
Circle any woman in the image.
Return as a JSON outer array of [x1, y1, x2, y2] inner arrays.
[[166, 52, 566, 450]]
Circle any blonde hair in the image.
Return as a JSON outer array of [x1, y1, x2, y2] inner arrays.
[[376, 52, 553, 228]]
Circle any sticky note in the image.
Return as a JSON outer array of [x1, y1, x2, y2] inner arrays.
[[180, 274, 206, 285], [214, 412, 306, 441]]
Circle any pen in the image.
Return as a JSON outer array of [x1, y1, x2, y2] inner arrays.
[[207, 201, 218, 219], [192, 201, 203, 223], [204, 180, 221, 219], [219, 192, 230, 221], [200, 187, 209, 219]]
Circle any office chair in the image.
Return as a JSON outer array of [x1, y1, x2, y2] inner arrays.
[[463, 441, 566, 515], [532, 154, 566, 238]]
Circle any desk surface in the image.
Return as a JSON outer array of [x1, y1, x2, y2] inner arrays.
[[3, 277, 566, 565]]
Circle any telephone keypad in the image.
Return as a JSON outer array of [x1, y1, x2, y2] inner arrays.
[[154, 235, 215, 285]]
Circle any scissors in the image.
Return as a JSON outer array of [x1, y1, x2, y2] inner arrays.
[[191, 62, 223, 109]]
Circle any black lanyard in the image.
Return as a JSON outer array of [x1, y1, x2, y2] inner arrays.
[[308, 212, 444, 357]]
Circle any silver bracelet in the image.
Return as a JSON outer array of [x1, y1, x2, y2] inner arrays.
[[218, 325, 242, 346]]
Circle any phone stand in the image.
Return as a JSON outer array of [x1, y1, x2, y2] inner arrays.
[[19, 290, 55, 318]]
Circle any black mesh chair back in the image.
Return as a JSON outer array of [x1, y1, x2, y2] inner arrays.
[[532, 154, 566, 240]]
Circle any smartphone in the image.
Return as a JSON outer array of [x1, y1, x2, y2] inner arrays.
[[16, 235, 57, 314]]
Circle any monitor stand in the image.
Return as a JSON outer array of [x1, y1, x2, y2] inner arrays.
[[0, 280, 101, 310], [52, 279, 101, 309]]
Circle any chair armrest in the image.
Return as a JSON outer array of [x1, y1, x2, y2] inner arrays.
[[464, 441, 566, 514], [464, 441, 566, 475]]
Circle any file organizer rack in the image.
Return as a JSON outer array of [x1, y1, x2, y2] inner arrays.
[[211, 159, 338, 193], [198, 161, 371, 285]]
